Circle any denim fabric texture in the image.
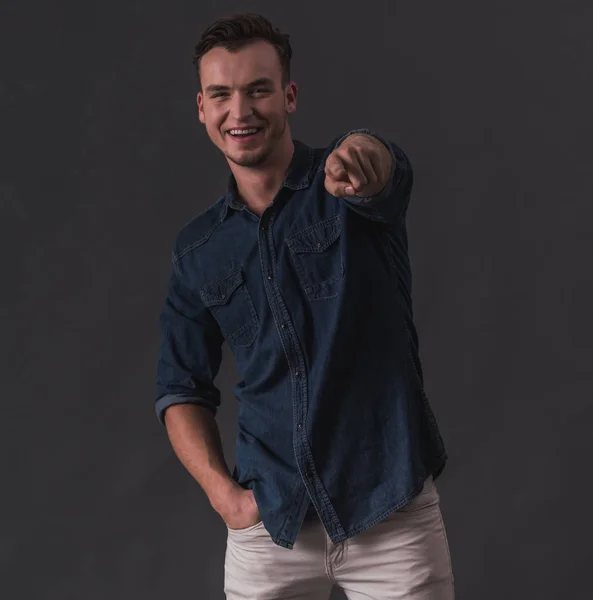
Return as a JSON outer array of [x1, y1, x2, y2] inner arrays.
[[155, 128, 448, 549]]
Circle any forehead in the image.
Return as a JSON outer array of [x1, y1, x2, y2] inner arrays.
[[200, 40, 282, 87]]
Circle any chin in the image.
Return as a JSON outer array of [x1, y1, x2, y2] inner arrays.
[[227, 145, 273, 168], [228, 152, 269, 168]]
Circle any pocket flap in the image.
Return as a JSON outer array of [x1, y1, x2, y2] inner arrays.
[[200, 269, 245, 307], [287, 215, 341, 254]]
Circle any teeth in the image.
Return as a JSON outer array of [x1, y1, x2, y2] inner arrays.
[[229, 128, 258, 136]]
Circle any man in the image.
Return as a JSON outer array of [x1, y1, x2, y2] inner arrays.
[[155, 12, 454, 600]]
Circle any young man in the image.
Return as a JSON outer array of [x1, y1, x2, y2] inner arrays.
[[155, 12, 454, 600]]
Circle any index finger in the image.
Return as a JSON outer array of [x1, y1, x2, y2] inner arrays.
[[324, 153, 349, 180]]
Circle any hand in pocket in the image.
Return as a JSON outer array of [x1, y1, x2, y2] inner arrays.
[[219, 486, 261, 530]]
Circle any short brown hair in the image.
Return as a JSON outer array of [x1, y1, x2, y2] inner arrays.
[[192, 13, 293, 87]]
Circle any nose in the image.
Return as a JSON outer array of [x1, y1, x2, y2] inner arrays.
[[229, 91, 254, 122]]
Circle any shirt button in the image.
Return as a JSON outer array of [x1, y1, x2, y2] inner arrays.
[[295, 371, 301, 378], [280, 323, 286, 329], [267, 274, 273, 280], [297, 423, 302, 429]]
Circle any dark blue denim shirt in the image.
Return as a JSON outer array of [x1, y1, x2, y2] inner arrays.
[[155, 128, 447, 550]]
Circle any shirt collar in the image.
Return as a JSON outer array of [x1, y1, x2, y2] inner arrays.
[[222, 139, 316, 218]]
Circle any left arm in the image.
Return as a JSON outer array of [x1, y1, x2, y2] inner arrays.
[[324, 128, 414, 226]]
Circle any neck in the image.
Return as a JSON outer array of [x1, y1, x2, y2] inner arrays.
[[229, 133, 295, 215]]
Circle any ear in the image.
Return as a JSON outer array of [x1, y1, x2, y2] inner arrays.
[[285, 82, 298, 114], [197, 91, 205, 124]]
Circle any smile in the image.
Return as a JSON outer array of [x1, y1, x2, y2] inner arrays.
[[226, 127, 263, 142]]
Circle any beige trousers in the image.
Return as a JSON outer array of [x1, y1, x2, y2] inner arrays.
[[224, 476, 455, 599]]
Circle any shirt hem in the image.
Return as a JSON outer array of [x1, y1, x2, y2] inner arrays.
[[326, 453, 448, 545]]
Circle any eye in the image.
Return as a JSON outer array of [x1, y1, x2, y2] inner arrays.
[[249, 88, 269, 96]]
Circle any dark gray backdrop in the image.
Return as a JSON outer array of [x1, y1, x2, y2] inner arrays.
[[2, 0, 592, 598]]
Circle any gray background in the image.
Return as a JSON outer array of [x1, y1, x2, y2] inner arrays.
[[2, 0, 592, 598]]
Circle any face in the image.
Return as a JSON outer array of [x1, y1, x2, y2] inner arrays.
[[197, 40, 297, 168]]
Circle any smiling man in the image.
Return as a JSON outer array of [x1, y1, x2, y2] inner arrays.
[[155, 12, 454, 600]]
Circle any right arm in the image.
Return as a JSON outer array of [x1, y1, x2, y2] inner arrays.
[[155, 254, 259, 527], [164, 404, 256, 523]]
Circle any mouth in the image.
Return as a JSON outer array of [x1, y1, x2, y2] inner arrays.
[[226, 127, 264, 143]]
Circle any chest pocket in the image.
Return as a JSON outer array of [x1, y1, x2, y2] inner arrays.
[[286, 215, 344, 301], [200, 268, 259, 347]]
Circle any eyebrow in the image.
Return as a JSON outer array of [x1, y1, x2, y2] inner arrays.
[[205, 78, 275, 93]]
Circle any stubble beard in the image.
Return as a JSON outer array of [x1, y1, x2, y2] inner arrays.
[[225, 116, 287, 168]]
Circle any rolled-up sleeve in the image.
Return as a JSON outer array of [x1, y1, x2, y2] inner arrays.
[[329, 128, 414, 226], [155, 250, 224, 427]]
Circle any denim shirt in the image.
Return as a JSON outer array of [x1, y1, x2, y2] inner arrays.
[[155, 128, 447, 550]]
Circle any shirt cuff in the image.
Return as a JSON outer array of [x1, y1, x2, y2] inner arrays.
[[155, 393, 218, 427]]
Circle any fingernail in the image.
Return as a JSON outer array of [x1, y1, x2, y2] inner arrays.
[[345, 186, 355, 195]]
